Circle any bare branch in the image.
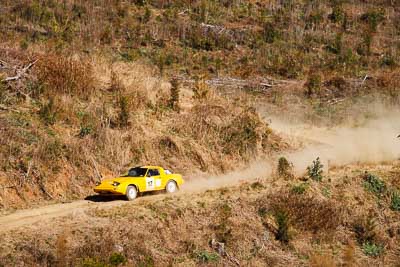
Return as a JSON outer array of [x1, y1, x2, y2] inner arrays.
[[2, 59, 38, 82]]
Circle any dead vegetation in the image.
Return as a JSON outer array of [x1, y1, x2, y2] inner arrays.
[[0, 1, 399, 266], [0, 47, 282, 210], [0, 163, 399, 266]]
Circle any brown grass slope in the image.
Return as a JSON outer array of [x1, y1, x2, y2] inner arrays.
[[1, 0, 399, 210], [0, 48, 283, 210], [0, 162, 399, 266]]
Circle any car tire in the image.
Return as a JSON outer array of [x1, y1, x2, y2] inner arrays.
[[166, 180, 178, 194], [126, 185, 137, 201]]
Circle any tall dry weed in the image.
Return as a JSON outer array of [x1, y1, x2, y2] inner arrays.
[[269, 191, 343, 234], [36, 54, 94, 98], [309, 253, 336, 267]]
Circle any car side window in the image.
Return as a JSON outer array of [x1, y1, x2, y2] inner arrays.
[[148, 169, 160, 177]]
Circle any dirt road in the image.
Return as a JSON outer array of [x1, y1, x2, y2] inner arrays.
[[0, 199, 127, 232]]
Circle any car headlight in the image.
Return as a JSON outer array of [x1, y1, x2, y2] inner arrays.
[[112, 181, 120, 187]]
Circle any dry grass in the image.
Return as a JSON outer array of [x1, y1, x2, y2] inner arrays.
[[36, 54, 95, 98], [309, 252, 336, 267], [268, 190, 343, 234], [1, 165, 399, 266]]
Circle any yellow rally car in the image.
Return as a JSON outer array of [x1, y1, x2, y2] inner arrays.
[[94, 166, 184, 200]]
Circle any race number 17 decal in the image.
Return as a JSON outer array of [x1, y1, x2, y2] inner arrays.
[[146, 177, 155, 190]]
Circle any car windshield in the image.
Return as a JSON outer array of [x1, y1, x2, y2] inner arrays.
[[124, 167, 148, 177]]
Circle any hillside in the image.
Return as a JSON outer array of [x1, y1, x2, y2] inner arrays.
[[0, 162, 400, 266], [0, 0, 400, 266], [1, 0, 399, 209]]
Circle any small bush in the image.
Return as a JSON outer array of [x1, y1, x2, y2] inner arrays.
[[307, 157, 324, 181], [196, 251, 219, 263], [214, 203, 233, 244], [390, 191, 400, 211], [357, 31, 373, 56], [251, 181, 265, 190], [39, 98, 57, 125], [258, 207, 268, 217], [117, 96, 130, 128], [169, 78, 180, 111], [326, 33, 343, 55], [81, 258, 108, 267], [354, 217, 376, 245], [360, 9, 385, 32], [305, 73, 322, 98], [329, 5, 345, 23], [274, 211, 291, 243], [109, 253, 126, 266], [362, 242, 384, 257], [277, 157, 293, 179], [363, 173, 386, 197], [193, 77, 210, 100], [322, 187, 331, 198], [380, 54, 397, 68], [263, 22, 280, 43], [79, 126, 93, 138], [291, 183, 308, 194]]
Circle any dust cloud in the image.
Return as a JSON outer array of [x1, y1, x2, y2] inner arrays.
[[183, 160, 272, 192], [271, 112, 400, 173], [183, 110, 400, 191]]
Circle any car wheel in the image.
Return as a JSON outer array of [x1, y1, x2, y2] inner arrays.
[[126, 185, 137, 201], [166, 180, 178, 193]]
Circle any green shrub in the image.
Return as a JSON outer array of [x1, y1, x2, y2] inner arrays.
[[326, 33, 343, 55], [138, 255, 154, 267], [258, 206, 268, 217], [390, 191, 400, 211], [291, 183, 308, 194], [362, 242, 384, 257], [214, 203, 232, 244], [277, 157, 293, 179], [357, 31, 373, 56], [81, 258, 108, 267], [380, 54, 397, 67], [307, 157, 324, 181], [275, 211, 290, 244], [360, 9, 385, 32], [363, 173, 386, 197], [109, 253, 126, 266], [20, 38, 29, 50], [79, 125, 93, 138], [118, 96, 129, 128], [196, 251, 219, 263], [322, 187, 331, 198], [305, 73, 322, 98], [329, 5, 345, 23], [263, 22, 280, 43], [251, 181, 265, 190]]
